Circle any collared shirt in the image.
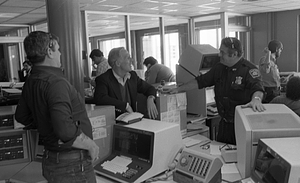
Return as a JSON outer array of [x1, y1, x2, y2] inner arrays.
[[112, 70, 131, 86], [15, 66, 93, 152], [259, 54, 280, 87], [96, 58, 110, 77], [145, 63, 175, 84]]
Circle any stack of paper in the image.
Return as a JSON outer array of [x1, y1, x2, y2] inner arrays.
[[101, 156, 132, 174]]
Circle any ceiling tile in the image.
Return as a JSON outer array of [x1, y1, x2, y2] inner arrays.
[[0, 7, 33, 13], [2, 0, 45, 8]]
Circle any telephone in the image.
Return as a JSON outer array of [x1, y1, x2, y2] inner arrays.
[[173, 148, 223, 183], [116, 112, 144, 124]]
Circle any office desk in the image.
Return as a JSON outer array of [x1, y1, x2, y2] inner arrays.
[[96, 136, 242, 183], [1, 135, 241, 183], [206, 114, 221, 140]]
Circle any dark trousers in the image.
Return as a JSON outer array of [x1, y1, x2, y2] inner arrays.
[[263, 86, 280, 103], [217, 118, 236, 145], [42, 149, 96, 183]]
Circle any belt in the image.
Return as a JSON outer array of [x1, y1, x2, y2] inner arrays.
[[264, 86, 280, 90], [44, 149, 89, 160], [221, 117, 234, 123]]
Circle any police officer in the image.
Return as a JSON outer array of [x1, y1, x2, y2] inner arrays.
[[168, 37, 265, 145]]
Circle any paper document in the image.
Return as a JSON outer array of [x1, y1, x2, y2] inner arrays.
[[210, 144, 221, 155], [101, 156, 132, 174], [221, 163, 239, 174], [183, 134, 210, 147], [183, 137, 202, 147], [0, 82, 12, 87], [2, 88, 22, 94]]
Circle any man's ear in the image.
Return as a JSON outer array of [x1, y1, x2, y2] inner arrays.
[[231, 51, 237, 57], [115, 60, 121, 67], [47, 48, 54, 59]]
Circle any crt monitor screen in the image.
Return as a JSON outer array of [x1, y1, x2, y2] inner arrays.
[[252, 140, 290, 183], [113, 125, 154, 163], [200, 55, 220, 70]]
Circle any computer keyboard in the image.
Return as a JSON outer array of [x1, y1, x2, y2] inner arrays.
[[122, 168, 138, 179]]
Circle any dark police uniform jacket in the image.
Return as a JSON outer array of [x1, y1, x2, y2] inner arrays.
[[196, 57, 264, 122]]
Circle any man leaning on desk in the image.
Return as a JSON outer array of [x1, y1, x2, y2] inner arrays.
[[167, 37, 266, 145], [94, 47, 158, 119]]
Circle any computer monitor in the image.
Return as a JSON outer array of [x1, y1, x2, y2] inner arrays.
[[176, 44, 220, 115], [95, 119, 183, 183], [178, 44, 220, 77], [235, 104, 300, 178], [251, 137, 300, 183], [201, 55, 220, 72]]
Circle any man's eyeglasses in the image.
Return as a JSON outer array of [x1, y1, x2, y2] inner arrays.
[[48, 33, 54, 48]]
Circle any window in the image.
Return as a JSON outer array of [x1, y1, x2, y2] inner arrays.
[[199, 29, 220, 49], [98, 38, 126, 58], [142, 32, 179, 74]]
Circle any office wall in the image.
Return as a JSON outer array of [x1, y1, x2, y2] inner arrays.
[[251, 9, 300, 72]]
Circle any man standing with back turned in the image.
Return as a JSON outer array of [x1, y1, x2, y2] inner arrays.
[[259, 40, 283, 103], [15, 31, 99, 183]]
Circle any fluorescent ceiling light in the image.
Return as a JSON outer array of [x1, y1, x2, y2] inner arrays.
[[0, 13, 20, 18]]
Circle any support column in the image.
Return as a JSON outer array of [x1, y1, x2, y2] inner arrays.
[[124, 15, 131, 54], [220, 12, 229, 39], [159, 17, 165, 65], [188, 18, 195, 45], [46, 0, 84, 97]]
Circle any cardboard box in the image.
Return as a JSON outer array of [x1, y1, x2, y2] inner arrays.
[[155, 92, 187, 135], [85, 104, 115, 162]]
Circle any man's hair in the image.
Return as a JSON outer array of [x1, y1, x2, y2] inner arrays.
[[89, 49, 104, 59], [221, 37, 244, 57], [268, 40, 283, 53], [24, 31, 59, 64], [286, 76, 300, 101], [143, 56, 158, 66], [23, 60, 32, 66], [107, 47, 125, 68]]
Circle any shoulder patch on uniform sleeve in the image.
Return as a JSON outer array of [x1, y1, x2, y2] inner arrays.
[[249, 69, 260, 78]]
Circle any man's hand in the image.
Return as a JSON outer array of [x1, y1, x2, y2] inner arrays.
[[241, 97, 266, 112], [89, 140, 100, 163], [72, 133, 100, 163], [126, 103, 134, 113], [263, 47, 271, 54], [9, 82, 16, 88], [166, 87, 179, 94], [147, 97, 158, 119]]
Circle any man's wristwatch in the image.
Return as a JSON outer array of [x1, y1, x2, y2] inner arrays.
[[148, 95, 155, 100], [253, 96, 261, 101]]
